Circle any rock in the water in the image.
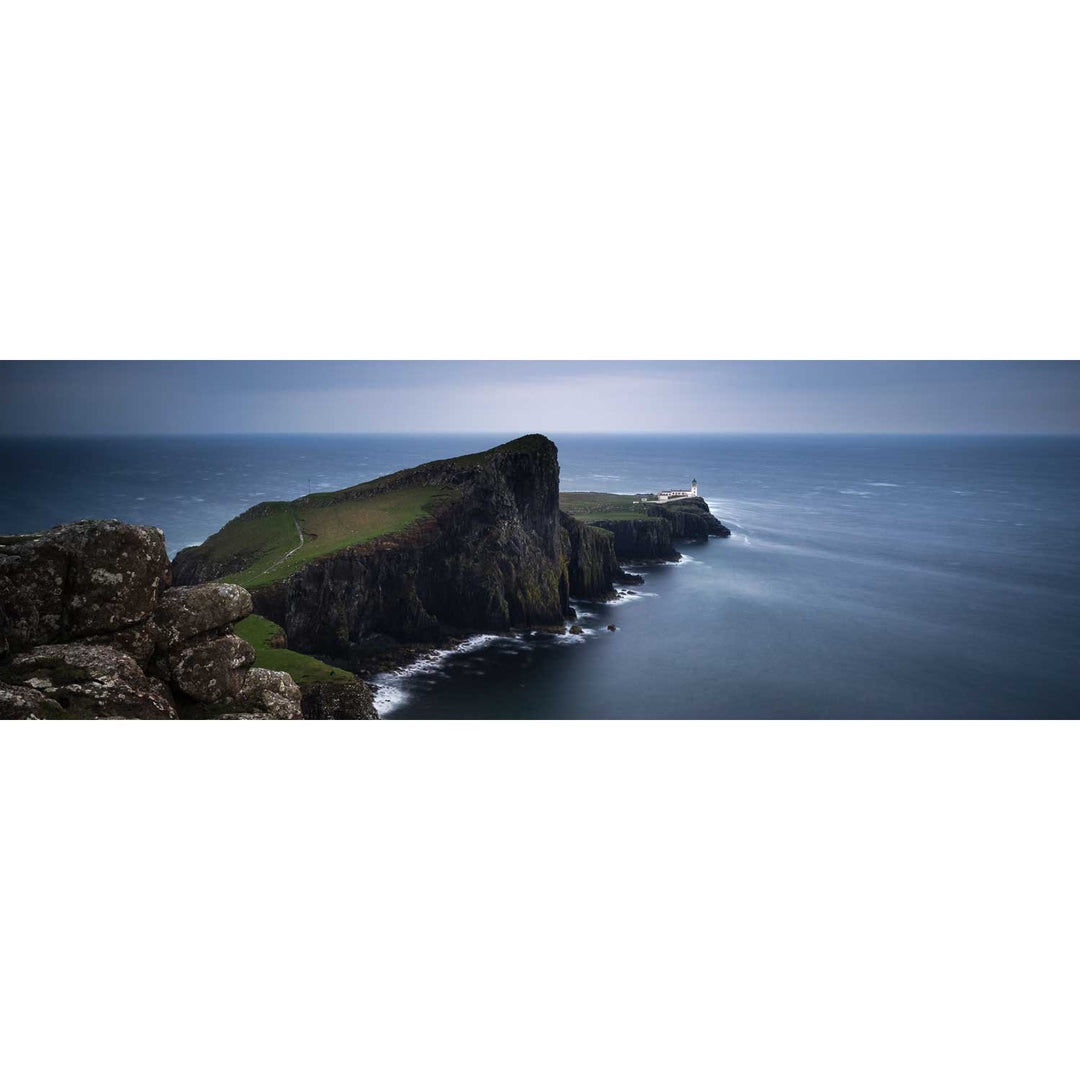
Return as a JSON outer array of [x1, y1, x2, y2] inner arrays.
[[607, 624, 617, 631], [166, 633, 255, 704], [0, 520, 170, 655], [0, 643, 177, 718], [234, 667, 303, 719], [151, 582, 253, 650], [568, 623, 584, 635], [300, 680, 379, 719]]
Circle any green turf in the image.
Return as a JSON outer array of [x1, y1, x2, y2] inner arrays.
[[234, 614, 356, 686], [559, 491, 655, 522], [213, 485, 449, 588]]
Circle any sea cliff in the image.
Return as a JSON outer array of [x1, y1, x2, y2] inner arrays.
[[172, 435, 642, 674], [558, 493, 730, 561]]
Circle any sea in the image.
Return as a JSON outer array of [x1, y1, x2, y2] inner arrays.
[[1, 433, 1077, 719]]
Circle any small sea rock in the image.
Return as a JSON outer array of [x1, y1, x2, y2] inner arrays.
[[607, 624, 617, 631], [568, 624, 584, 635]]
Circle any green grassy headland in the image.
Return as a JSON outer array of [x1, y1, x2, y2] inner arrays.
[[205, 484, 450, 588], [558, 491, 655, 523]]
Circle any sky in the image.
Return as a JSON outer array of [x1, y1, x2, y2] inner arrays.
[[1, 361, 1077, 436]]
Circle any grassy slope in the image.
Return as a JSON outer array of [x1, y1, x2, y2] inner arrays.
[[234, 614, 356, 686], [558, 491, 654, 523], [211, 484, 448, 588]]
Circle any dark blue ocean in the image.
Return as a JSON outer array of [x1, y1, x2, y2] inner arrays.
[[1, 434, 1077, 719]]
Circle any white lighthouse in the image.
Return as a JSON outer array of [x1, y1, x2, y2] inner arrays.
[[656, 479, 699, 503]]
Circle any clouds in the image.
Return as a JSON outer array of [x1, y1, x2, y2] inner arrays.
[[0, 360, 1077, 436]]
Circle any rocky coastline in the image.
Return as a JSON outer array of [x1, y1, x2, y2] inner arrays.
[[2, 435, 730, 718]]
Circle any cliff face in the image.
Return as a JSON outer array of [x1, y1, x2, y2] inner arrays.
[[588, 497, 731, 560], [173, 435, 639, 670], [559, 513, 644, 600]]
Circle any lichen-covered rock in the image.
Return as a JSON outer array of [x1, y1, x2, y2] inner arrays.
[[300, 679, 379, 720], [0, 643, 177, 718], [234, 667, 303, 719], [81, 622, 157, 667], [0, 520, 170, 656], [152, 583, 252, 650], [0, 681, 67, 719], [166, 633, 255, 704]]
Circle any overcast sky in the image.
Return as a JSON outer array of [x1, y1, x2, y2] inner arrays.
[[1, 361, 1077, 436]]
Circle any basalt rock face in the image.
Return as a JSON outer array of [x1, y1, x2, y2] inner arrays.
[[588, 497, 730, 560], [174, 436, 637, 671], [0, 521, 300, 718], [653, 497, 730, 540], [559, 513, 644, 600], [588, 517, 679, 561]]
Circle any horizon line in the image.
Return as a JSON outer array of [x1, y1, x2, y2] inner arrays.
[[1, 430, 1077, 439]]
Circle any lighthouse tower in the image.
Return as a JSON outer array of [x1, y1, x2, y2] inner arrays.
[[691, 478, 698, 496]]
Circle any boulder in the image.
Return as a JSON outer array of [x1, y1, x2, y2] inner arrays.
[[607, 624, 617, 631], [0, 643, 177, 719], [0, 521, 170, 656], [568, 624, 584, 635], [152, 583, 252, 650], [166, 633, 255, 704], [0, 681, 66, 719], [234, 667, 303, 719]]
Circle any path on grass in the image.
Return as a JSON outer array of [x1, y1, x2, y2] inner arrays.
[[258, 510, 304, 580]]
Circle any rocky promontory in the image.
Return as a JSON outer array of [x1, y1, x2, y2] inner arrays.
[[559, 492, 730, 561], [1, 437, 727, 717], [173, 435, 644, 674]]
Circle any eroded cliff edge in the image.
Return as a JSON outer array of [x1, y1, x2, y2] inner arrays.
[[172, 435, 642, 674], [558, 493, 730, 561]]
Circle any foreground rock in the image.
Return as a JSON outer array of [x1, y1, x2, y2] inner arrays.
[[151, 583, 253, 650], [0, 520, 171, 656], [0, 520, 302, 719], [0, 643, 177, 719]]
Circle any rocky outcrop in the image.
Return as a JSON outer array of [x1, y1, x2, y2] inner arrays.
[[0, 643, 177, 719], [174, 436, 642, 673], [0, 520, 171, 656], [587, 497, 730, 560], [0, 520, 301, 719], [151, 583, 253, 651], [653, 497, 730, 541]]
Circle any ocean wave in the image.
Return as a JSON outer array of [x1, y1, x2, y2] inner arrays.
[[603, 590, 660, 605], [370, 633, 508, 714], [866, 482, 900, 487]]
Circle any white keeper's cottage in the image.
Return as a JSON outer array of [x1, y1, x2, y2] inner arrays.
[[656, 479, 698, 503]]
